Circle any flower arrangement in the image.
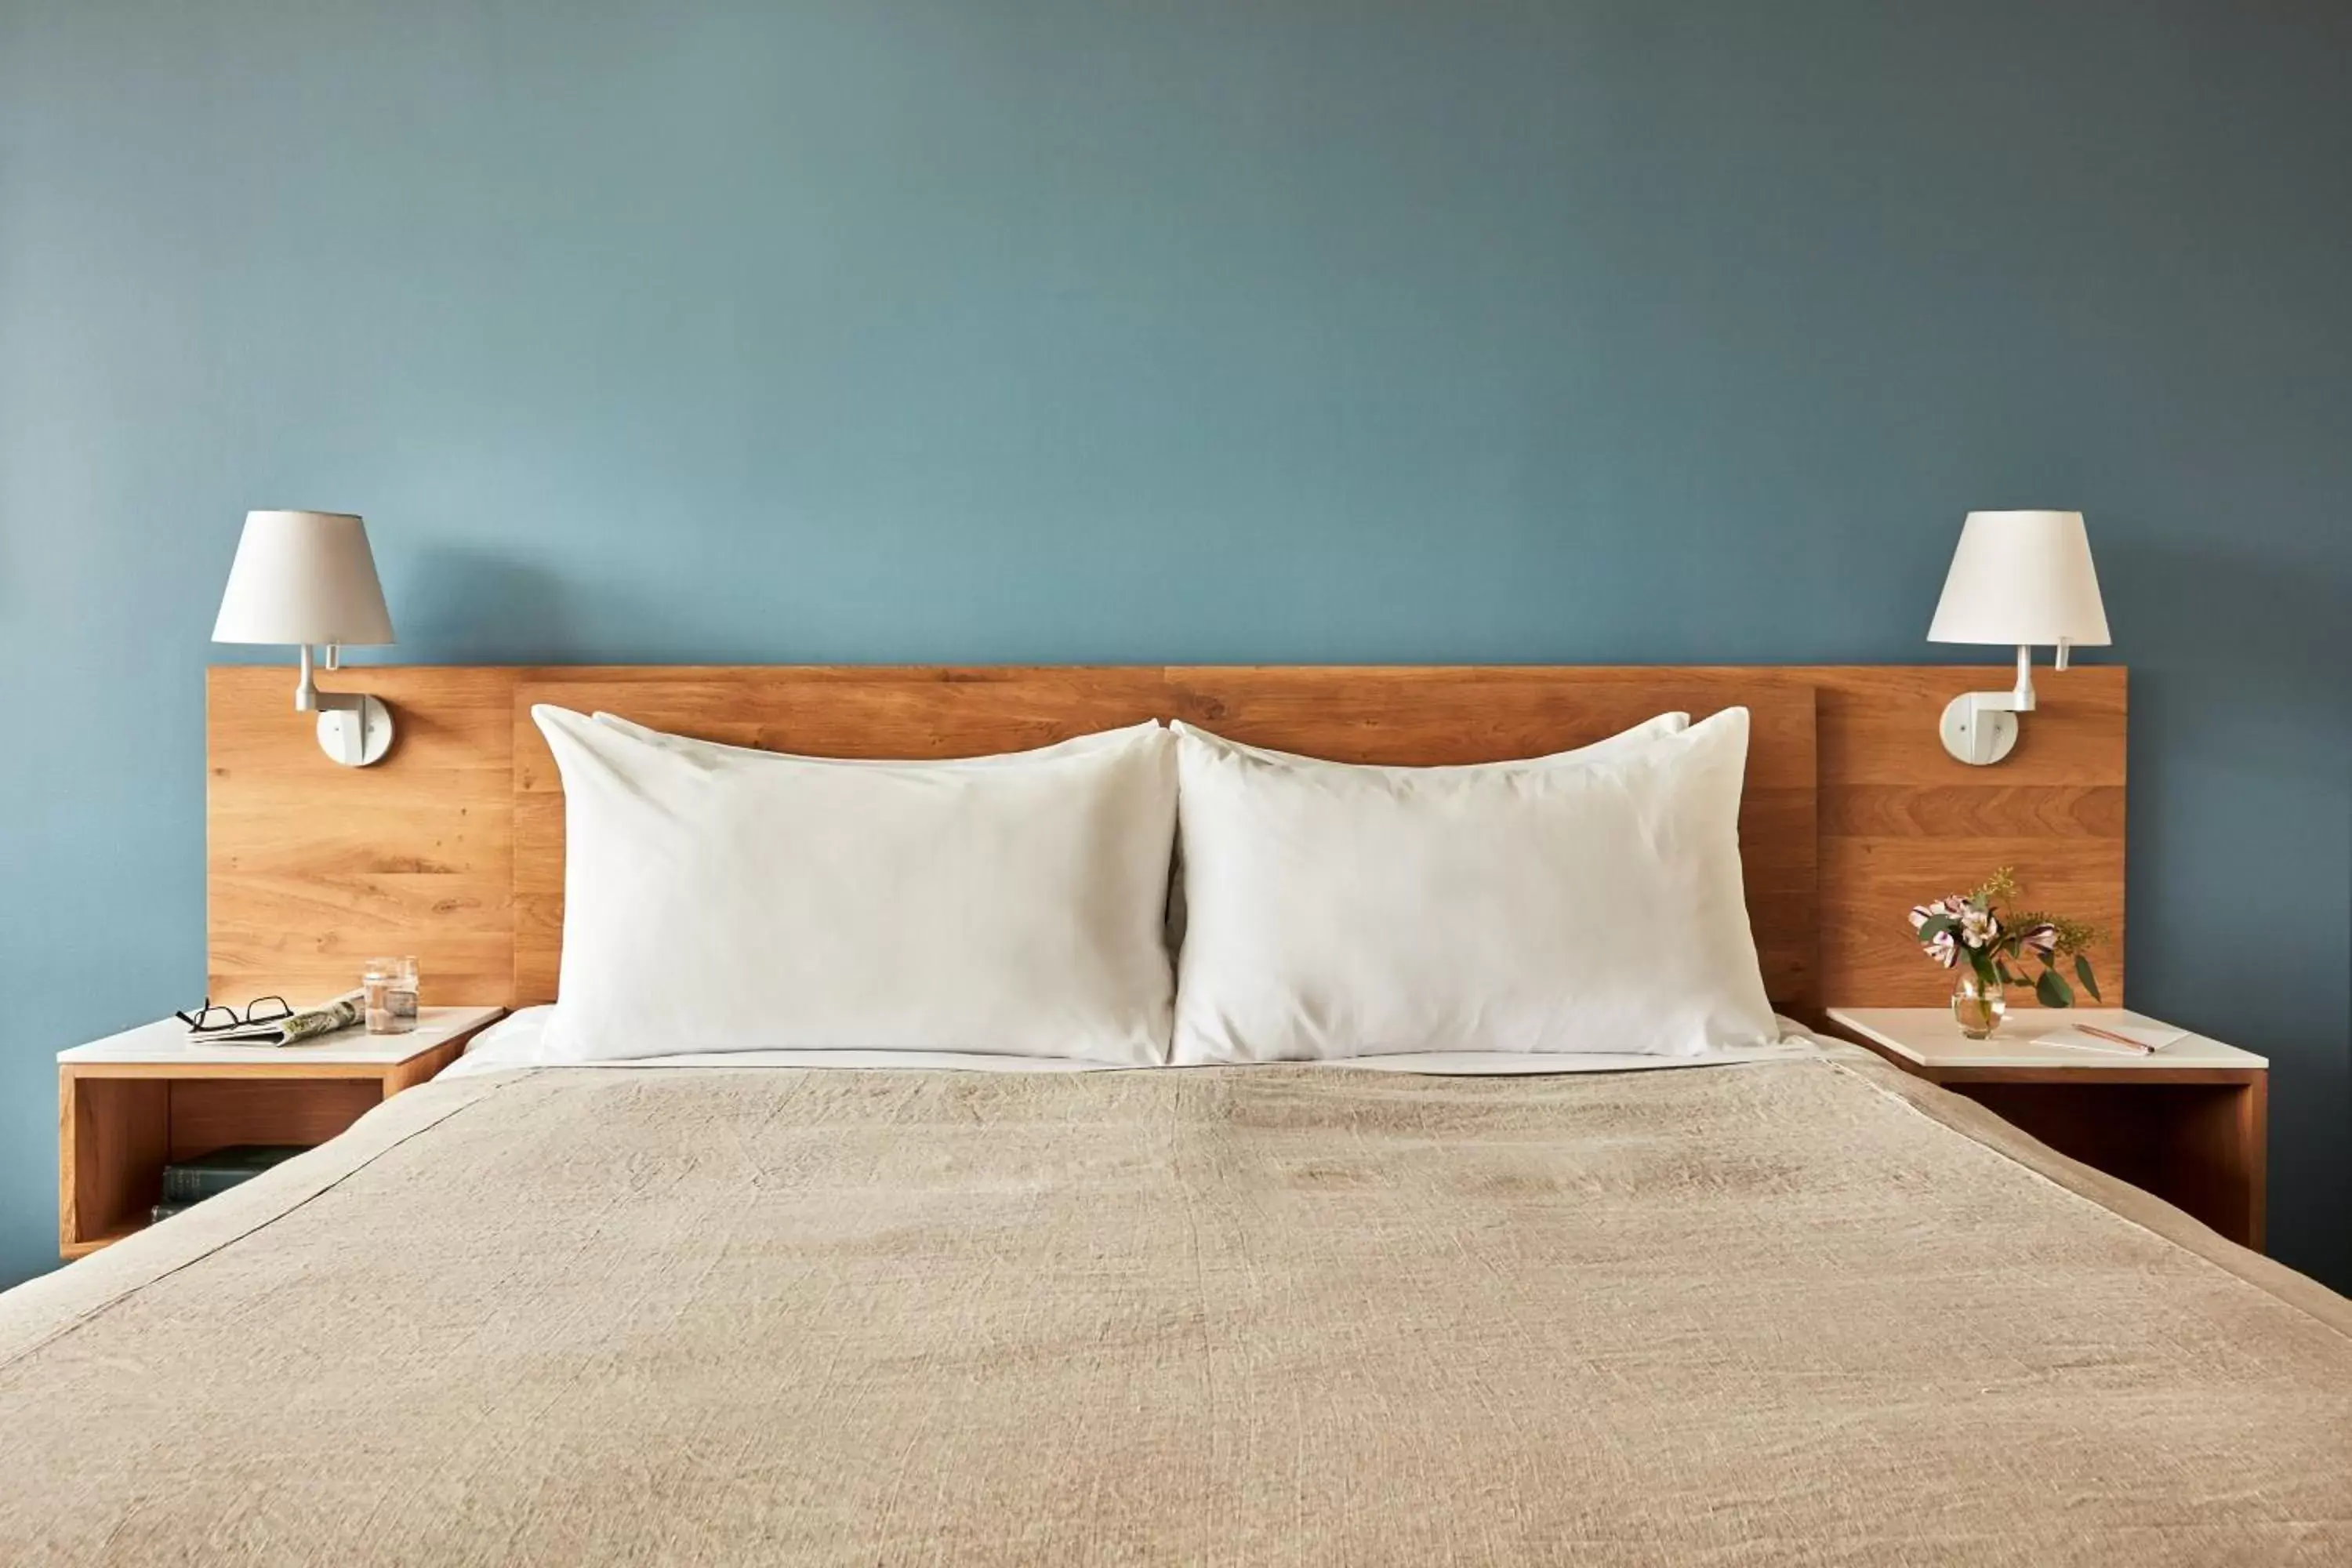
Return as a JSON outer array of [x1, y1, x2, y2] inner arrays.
[[1909, 867, 2103, 1007]]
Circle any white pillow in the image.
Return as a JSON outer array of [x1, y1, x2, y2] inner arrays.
[[1169, 710, 1688, 774], [1157, 711, 1689, 953], [1170, 708, 1773, 1063], [534, 707, 1178, 1065], [590, 711, 1149, 769]]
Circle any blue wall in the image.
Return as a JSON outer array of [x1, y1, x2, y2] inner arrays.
[[2, 1, 2345, 1290]]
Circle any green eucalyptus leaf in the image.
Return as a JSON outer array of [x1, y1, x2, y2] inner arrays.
[[2074, 956, 2102, 1003], [1914, 915, 1957, 944], [2034, 968, 2075, 1008]]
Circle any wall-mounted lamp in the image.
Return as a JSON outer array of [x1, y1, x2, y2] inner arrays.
[[212, 510, 398, 766], [1927, 510, 2111, 765]]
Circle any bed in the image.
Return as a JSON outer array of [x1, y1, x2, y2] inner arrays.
[[6, 1031, 2348, 1563], [6, 664, 2344, 1564]]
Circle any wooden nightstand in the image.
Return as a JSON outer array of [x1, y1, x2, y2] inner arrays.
[[1827, 1007, 2268, 1251], [57, 1005, 503, 1260]]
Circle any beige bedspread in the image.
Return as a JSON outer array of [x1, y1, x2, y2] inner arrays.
[[2, 1058, 2347, 1566]]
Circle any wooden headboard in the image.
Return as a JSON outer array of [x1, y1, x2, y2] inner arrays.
[[207, 664, 2126, 1022]]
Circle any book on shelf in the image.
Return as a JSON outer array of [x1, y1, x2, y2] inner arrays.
[[158, 1145, 309, 1206]]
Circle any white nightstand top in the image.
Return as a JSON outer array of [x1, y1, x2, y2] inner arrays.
[[1827, 1007, 2265, 1072], [59, 1006, 506, 1066]]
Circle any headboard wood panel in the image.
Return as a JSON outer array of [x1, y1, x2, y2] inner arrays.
[[208, 666, 517, 1005], [208, 664, 2125, 1025]]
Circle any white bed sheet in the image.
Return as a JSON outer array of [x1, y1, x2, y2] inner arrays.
[[445, 1006, 1857, 1080]]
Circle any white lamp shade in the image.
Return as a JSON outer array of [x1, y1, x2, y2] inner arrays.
[[212, 510, 396, 646], [1927, 510, 2111, 648]]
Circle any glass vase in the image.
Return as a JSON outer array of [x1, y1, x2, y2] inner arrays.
[[1951, 970, 2006, 1040]]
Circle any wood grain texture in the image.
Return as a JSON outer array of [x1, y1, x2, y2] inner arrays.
[[58, 1075, 167, 1258], [164, 1078, 387, 1160], [208, 662, 2127, 1025], [1812, 665, 2125, 1011], [209, 666, 517, 1007]]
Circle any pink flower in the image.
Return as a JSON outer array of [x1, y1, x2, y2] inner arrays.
[[1909, 899, 1962, 967], [1907, 898, 1954, 932], [2017, 923, 2059, 959], [1958, 907, 2001, 950]]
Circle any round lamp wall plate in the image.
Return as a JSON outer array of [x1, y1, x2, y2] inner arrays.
[[317, 695, 394, 767], [1939, 694, 2017, 766]]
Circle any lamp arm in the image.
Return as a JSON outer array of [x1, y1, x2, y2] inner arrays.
[[289, 642, 389, 764], [1955, 645, 2036, 721], [1938, 644, 2043, 766], [292, 643, 364, 715]]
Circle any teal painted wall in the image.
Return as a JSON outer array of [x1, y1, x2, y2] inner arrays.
[[2, 2, 2346, 1289]]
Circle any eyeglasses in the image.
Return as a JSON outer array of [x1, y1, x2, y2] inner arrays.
[[175, 996, 292, 1032]]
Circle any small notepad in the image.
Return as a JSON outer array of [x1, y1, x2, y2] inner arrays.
[[2031, 1022, 2185, 1056]]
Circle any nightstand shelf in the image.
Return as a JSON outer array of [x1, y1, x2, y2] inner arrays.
[[58, 1006, 503, 1259], [1828, 1007, 2267, 1251]]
